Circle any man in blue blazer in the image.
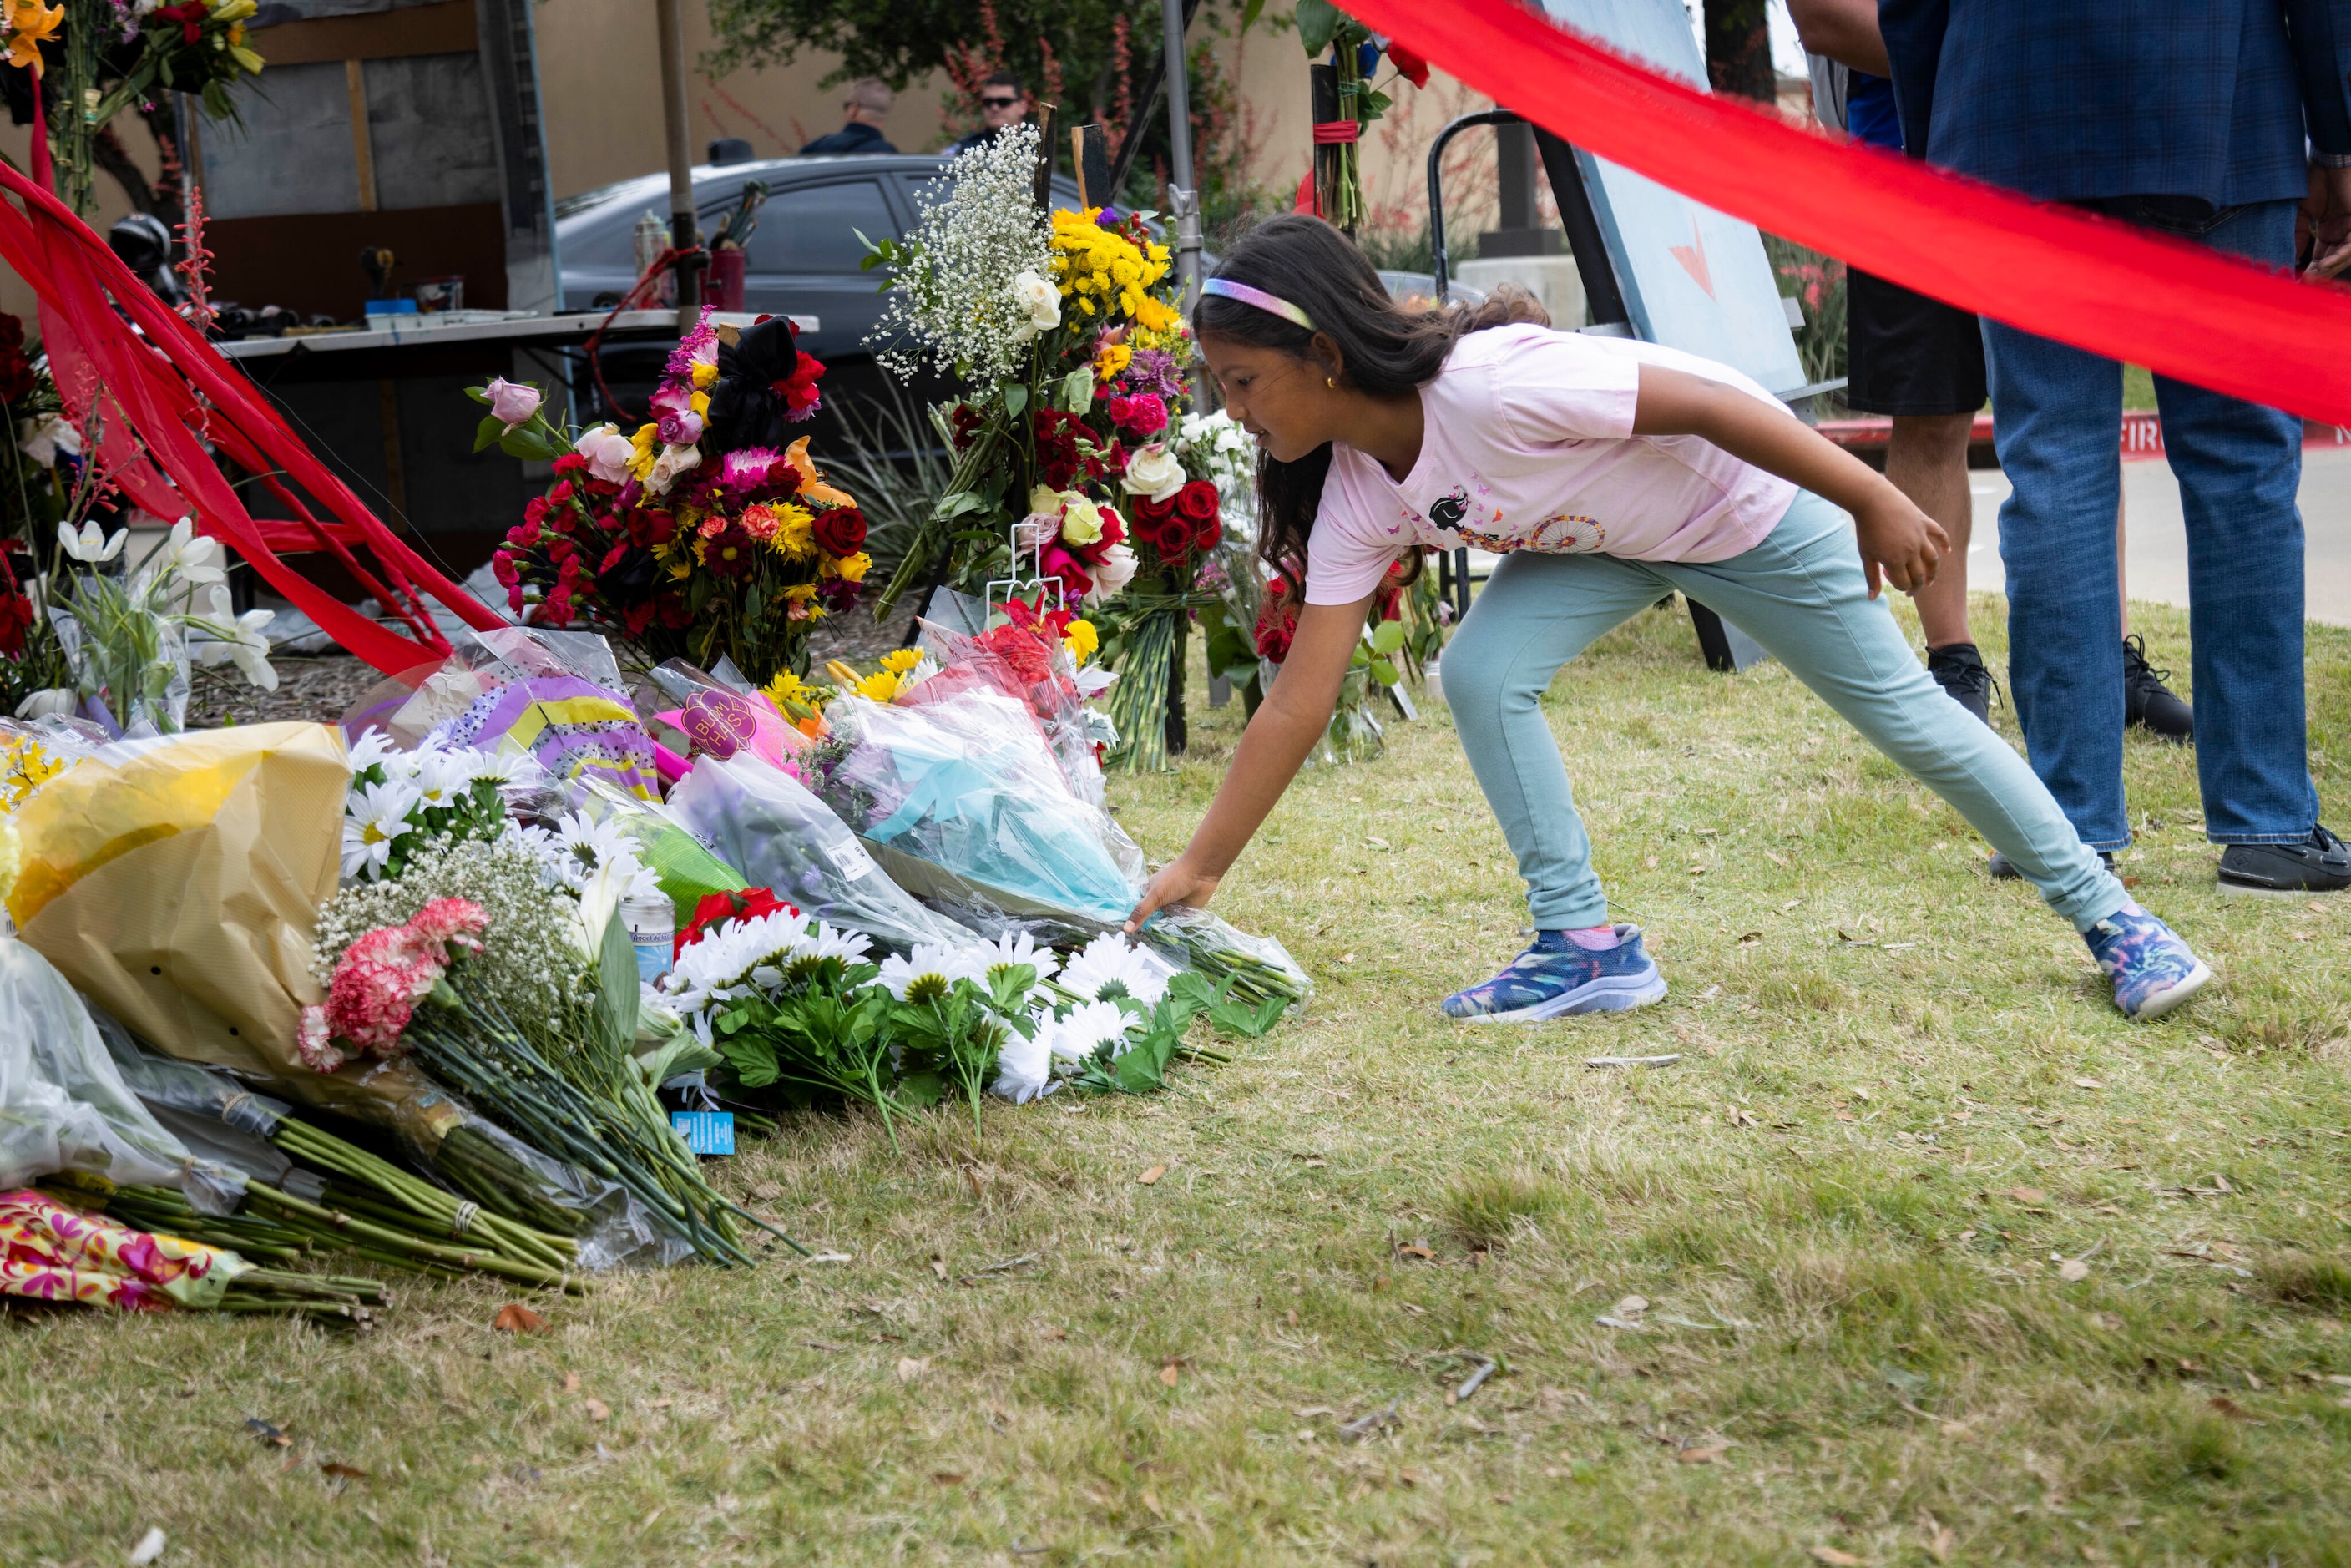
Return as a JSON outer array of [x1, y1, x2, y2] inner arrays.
[[1880, 0, 2351, 896]]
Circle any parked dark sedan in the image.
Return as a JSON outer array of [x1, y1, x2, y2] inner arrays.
[[554, 154, 1100, 442]]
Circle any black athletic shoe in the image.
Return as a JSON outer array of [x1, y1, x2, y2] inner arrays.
[[1988, 848, 2116, 881], [2122, 635, 2193, 744], [1926, 641, 1997, 724], [2217, 825, 2351, 897]]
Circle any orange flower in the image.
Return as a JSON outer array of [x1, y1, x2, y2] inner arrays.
[[5, 0, 64, 75]]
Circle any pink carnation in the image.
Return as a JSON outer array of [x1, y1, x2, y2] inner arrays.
[[309, 898, 488, 1068]]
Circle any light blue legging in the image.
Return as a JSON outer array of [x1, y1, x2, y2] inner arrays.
[[1440, 490, 2129, 933]]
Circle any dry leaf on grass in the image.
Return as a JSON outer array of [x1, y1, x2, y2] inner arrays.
[[1137, 1164, 1167, 1186], [582, 1399, 611, 1422], [1159, 1360, 1182, 1387], [1808, 1549, 1864, 1566], [2058, 1258, 2092, 1282], [319, 1461, 369, 1481], [1042, 1327, 1069, 1341], [244, 1418, 291, 1447], [931, 1470, 964, 1485], [896, 1358, 928, 1383], [1676, 1445, 1726, 1464], [1998, 1187, 2050, 1205], [2209, 1395, 2258, 1421], [2075, 1077, 2106, 1090], [1398, 1244, 1433, 1260], [561, 1371, 580, 1393], [493, 1303, 545, 1334]]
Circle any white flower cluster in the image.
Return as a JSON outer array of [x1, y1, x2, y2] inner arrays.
[[987, 933, 1175, 1105], [311, 837, 585, 1018], [341, 731, 541, 883], [1172, 409, 1259, 528], [665, 908, 874, 1015], [868, 122, 1056, 387]]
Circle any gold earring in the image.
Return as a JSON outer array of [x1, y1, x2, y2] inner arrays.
[[1325, 376, 1337, 389]]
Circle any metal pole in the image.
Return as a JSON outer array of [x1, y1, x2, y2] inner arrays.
[[1160, 0, 1204, 309], [654, 0, 701, 328]]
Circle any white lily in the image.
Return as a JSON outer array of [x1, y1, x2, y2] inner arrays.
[[147, 518, 227, 588], [58, 518, 127, 564]]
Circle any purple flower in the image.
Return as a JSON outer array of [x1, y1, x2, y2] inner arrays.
[[1123, 348, 1183, 405], [665, 306, 718, 380]]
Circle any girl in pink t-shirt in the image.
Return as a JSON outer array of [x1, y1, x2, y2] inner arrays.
[[1124, 215, 2207, 1024]]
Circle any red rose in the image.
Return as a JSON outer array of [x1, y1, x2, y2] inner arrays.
[[552, 453, 589, 477], [1148, 516, 1195, 559], [1386, 42, 1431, 87], [1254, 599, 1297, 663], [1175, 480, 1221, 549], [1130, 491, 1178, 529], [677, 886, 799, 958], [813, 505, 867, 557]]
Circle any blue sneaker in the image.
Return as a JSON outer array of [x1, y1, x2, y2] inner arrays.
[[1440, 925, 1668, 1023], [2083, 905, 2212, 1021]]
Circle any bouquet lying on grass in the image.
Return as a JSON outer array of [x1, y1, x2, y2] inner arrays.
[[664, 899, 1282, 1146]]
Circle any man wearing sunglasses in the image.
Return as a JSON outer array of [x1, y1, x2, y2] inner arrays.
[[950, 71, 1031, 155], [800, 78, 900, 156]]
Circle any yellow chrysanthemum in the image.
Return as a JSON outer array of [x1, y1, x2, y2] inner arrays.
[[854, 670, 902, 702], [1094, 341, 1132, 382], [1062, 617, 1099, 665], [880, 648, 923, 675], [767, 503, 815, 559], [763, 670, 811, 705]]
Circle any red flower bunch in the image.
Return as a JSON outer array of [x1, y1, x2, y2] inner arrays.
[[1255, 575, 1298, 663], [769, 350, 827, 422], [0, 550, 33, 659], [0, 314, 34, 405], [676, 887, 800, 959], [948, 403, 988, 450], [1032, 407, 1105, 491], [1129, 478, 1222, 564]]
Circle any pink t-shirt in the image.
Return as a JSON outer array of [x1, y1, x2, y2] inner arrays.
[[1302, 323, 1799, 605]]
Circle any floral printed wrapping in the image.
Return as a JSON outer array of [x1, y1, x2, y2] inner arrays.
[[1, 1188, 246, 1311]]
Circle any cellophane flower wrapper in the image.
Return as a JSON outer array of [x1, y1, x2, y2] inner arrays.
[[666, 751, 985, 957], [912, 617, 1106, 807], [356, 627, 663, 803], [0, 937, 191, 1196], [822, 689, 1144, 927], [573, 776, 751, 928]]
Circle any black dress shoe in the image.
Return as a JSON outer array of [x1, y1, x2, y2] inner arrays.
[[1988, 848, 2116, 880], [2122, 635, 2193, 743], [2217, 825, 2351, 896], [1926, 641, 1996, 724]]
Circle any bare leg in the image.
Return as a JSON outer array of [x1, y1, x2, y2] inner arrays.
[[1886, 412, 1979, 646]]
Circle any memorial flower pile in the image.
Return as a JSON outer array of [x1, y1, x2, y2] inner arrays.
[[480, 311, 861, 686]]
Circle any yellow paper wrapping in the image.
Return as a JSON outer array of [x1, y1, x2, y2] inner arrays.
[[9, 722, 462, 1148]]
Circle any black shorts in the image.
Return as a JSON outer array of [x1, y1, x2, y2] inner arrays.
[[1844, 267, 1986, 417]]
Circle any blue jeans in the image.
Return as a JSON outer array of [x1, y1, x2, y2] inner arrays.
[[1442, 492, 2129, 933], [1981, 196, 2317, 849]]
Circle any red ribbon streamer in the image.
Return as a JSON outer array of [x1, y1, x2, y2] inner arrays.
[[0, 154, 507, 676], [1312, 120, 1362, 144], [1341, 0, 2351, 428]]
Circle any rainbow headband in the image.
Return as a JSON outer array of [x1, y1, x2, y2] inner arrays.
[[1200, 276, 1316, 332]]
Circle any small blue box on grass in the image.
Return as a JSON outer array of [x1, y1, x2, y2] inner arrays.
[[670, 1110, 736, 1156]]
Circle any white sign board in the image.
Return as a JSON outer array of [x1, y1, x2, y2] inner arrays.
[[1535, 0, 1809, 397]]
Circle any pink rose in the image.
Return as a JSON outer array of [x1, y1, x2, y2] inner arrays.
[[485, 377, 543, 428]]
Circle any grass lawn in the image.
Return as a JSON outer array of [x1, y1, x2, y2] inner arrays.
[[8, 594, 2349, 1566]]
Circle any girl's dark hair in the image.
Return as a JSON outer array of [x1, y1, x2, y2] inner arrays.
[[1191, 213, 1547, 600]]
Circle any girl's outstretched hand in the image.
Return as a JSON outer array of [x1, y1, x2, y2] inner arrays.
[[1123, 854, 1221, 935], [1850, 493, 1949, 599]]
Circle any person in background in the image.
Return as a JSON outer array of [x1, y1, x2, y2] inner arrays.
[[1790, 0, 2193, 761], [799, 78, 897, 156], [950, 71, 1031, 156], [1882, 0, 2351, 897]]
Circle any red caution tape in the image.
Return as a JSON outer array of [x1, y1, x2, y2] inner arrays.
[[1340, 0, 2351, 428], [0, 151, 506, 676]]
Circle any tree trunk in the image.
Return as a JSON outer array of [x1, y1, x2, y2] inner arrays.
[[1703, 0, 1776, 104]]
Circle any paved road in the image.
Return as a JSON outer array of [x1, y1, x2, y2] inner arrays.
[[1964, 447, 2351, 627]]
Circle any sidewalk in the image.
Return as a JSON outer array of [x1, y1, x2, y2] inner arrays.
[[1963, 447, 2351, 627]]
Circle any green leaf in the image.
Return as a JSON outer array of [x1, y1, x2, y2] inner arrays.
[[1003, 382, 1029, 417], [592, 908, 640, 1058], [1370, 619, 1407, 656], [1060, 367, 1096, 415], [472, 413, 507, 453], [1241, 0, 1267, 31], [716, 1033, 781, 1090], [1294, 0, 1342, 57], [1207, 995, 1287, 1038], [1369, 656, 1400, 687], [464, 385, 491, 405], [1363, 89, 1393, 119], [934, 489, 990, 521], [896, 1070, 944, 1110]]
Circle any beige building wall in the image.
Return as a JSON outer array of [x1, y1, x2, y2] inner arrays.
[[1, 3, 1507, 331]]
